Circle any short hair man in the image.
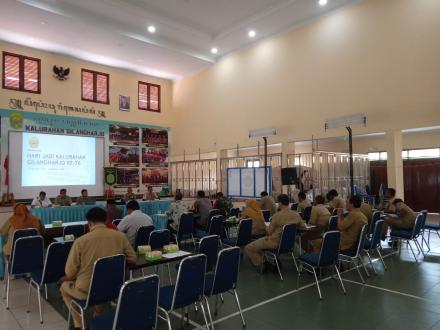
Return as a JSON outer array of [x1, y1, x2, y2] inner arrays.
[[54, 188, 72, 206], [327, 189, 345, 212], [259, 191, 277, 216], [60, 207, 136, 329], [76, 189, 95, 205], [192, 190, 212, 228], [106, 199, 123, 229], [244, 194, 306, 270], [117, 200, 154, 247], [297, 191, 312, 213], [384, 188, 397, 213], [31, 191, 52, 208]]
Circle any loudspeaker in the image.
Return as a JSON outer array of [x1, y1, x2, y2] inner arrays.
[[281, 167, 298, 185]]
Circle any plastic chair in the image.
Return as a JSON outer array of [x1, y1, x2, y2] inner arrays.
[[339, 225, 369, 283], [199, 235, 219, 273], [205, 209, 221, 230], [134, 225, 155, 251], [176, 212, 195, 248], [63, 224, 85, 238], [195, 215, 225, 241], [418, 210, 430, 251], [229, 208, 240, 217], [368, 211, 382, 236], [28, 240, 73, 323], [5, 236, 44, 309], [262, 210, 271, 222], [263, 223, 299, 281], [327, 215, 338, 231], [158, 254, 210, 330], [364, 219, 387, 274], [204, 247, 245, 329], [291, 203, 298, 211], [90, 275, 160, 330], [222, 219, 252, 248], [149, 230, 172, 283], [298, 231, 346, 299], [68, 254, 126, 330], [424, 211, 440, 248], [390, 213, 425, 262], [302, 206, 312, 223]]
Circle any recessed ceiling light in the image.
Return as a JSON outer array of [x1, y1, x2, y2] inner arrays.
[[211, 47, 218, 54], [248, 30, 256, 38], [319, 0, 328, 6], [147, 25, 156, 33]]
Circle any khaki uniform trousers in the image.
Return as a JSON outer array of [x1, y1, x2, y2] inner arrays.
[[244, 237, 278, 267], [383, 216, 413, 238], [60, 281, 105, 329]]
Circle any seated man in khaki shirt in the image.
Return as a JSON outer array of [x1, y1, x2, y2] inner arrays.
[[297, 191, 312, 214], [383, 199, 417, 239], [300, 195, 331, 252], [313, 195, 367, 253], [59, 207, 137, 330], [259, 191, 277, 216], [327, 189, 346, 214], [245, 194, 306, 271], [360, 201, 373, 224]]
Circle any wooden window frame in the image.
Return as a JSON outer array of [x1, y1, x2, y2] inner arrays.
[[81, 68, 110, 104], [138, 81, 161, 112], [2, 51, 41, 94]]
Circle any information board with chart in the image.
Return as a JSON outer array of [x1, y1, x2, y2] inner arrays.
[[227, 167, 272, 198]]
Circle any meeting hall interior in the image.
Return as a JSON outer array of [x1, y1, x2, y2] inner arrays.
[[0, 0, 439, 329]]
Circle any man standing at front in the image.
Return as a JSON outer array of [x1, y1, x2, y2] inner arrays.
[[60, 207, 136, 330], [117, 200, 154, 248], [245, 194, 306, 270]]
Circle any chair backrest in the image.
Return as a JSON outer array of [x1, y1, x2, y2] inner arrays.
[[328, 216, 338, 231], [369, 211, 382, 235], [229, 208, 240, 217], [112, 219, 122, 227], [412, 213, 424, 238], [207, 209, 221, 229], [86, 254, 126, 307], [420, 210, 428, 228], [368, 219, 384, 250], [236, 219, 253, 247], [10, 236, 44, 275], [41, 241, 73, 285], [353, 225, 368, 257], [113, 275, 159, 330], [262, 210, 271, 222], [211, 247, 240, 295], [317, 231, 341, 267], [177, 213, 194, 242], [199, 235, 218, 273], [291, 203, 298, 211], [63, 224, 85, 238], [10, 228, 39, 260], [302, 206, 312, 222], [135, 225, 155, 251], [277, 223, 297, 255], [149, 229, 170, 250], [208, 215, 224, 236], [172, 254, 207, 310]]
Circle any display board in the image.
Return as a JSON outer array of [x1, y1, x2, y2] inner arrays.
[[227, 167, 272, 198]]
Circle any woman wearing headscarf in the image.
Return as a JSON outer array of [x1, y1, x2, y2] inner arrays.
[[0, 203, 45, 257], [240, 200, 266, 236]]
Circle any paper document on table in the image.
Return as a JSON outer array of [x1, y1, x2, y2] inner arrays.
[[162, 251, 191, 259]]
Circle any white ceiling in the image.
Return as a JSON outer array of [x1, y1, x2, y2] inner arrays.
[[0, 0, 357, 80]]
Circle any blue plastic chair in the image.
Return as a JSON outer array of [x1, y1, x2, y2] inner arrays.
[[262, 210, 271, 222], [204, 247, 245, 329], [90, 274, 160, 330], [149, 229, 172, 283], [327, 215, 338, 231], [135, 225, 155, 251], [418, 210, 430, 251], [199, 235, 219, 273], [368, 211, 383, 236], [263, 223, 299, 281], [229, 208, 240, 217], [302, 206, 312, 223], [298, 231, 346, 299], [390, 213, 425, 262], [68, 254, 126, 330], [28, 240, 73, 323], [222, 219, 252, 248], [194, 215, 225, 240], [63, 224, 85, 238], [291, 203, 298, 211], [176, 212, 195, 248], [158, 254, 210, 330], [424, 211, 440, 248], [364, 219, 387, 274], [5, 235, 44, 309], [339, 225, 370, 283]]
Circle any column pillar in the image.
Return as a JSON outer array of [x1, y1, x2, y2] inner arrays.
[[385, 130, 404, 199]]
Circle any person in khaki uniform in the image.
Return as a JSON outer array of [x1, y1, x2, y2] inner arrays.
[[313, 196, 367, 253], [245, 194, 306, 269], [383, 199, 417, 237], [301, 195, 330, 252], [297, 191, 312, 213], [360, 202, 373, 224], [259, 191, 277, 216], [59, 207, 136, 329], [327, 189, 346, 213], [240, 199, 266, 236], [54, 188, 72, 206], [383, 188, 397, 213]]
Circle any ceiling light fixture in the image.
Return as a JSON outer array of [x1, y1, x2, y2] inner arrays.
[[248, 30, 256, 38], [319, 0, 328, 6], [147, 25, 156, 33], [211, 47, 218, 54]]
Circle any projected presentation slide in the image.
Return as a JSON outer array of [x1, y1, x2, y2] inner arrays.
[[22, 132, 96, 187]]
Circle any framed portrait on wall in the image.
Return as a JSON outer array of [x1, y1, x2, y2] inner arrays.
[[119, 95, 130, 111]]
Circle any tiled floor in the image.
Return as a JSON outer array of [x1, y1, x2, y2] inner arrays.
[[1, 234, 440, 330]]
